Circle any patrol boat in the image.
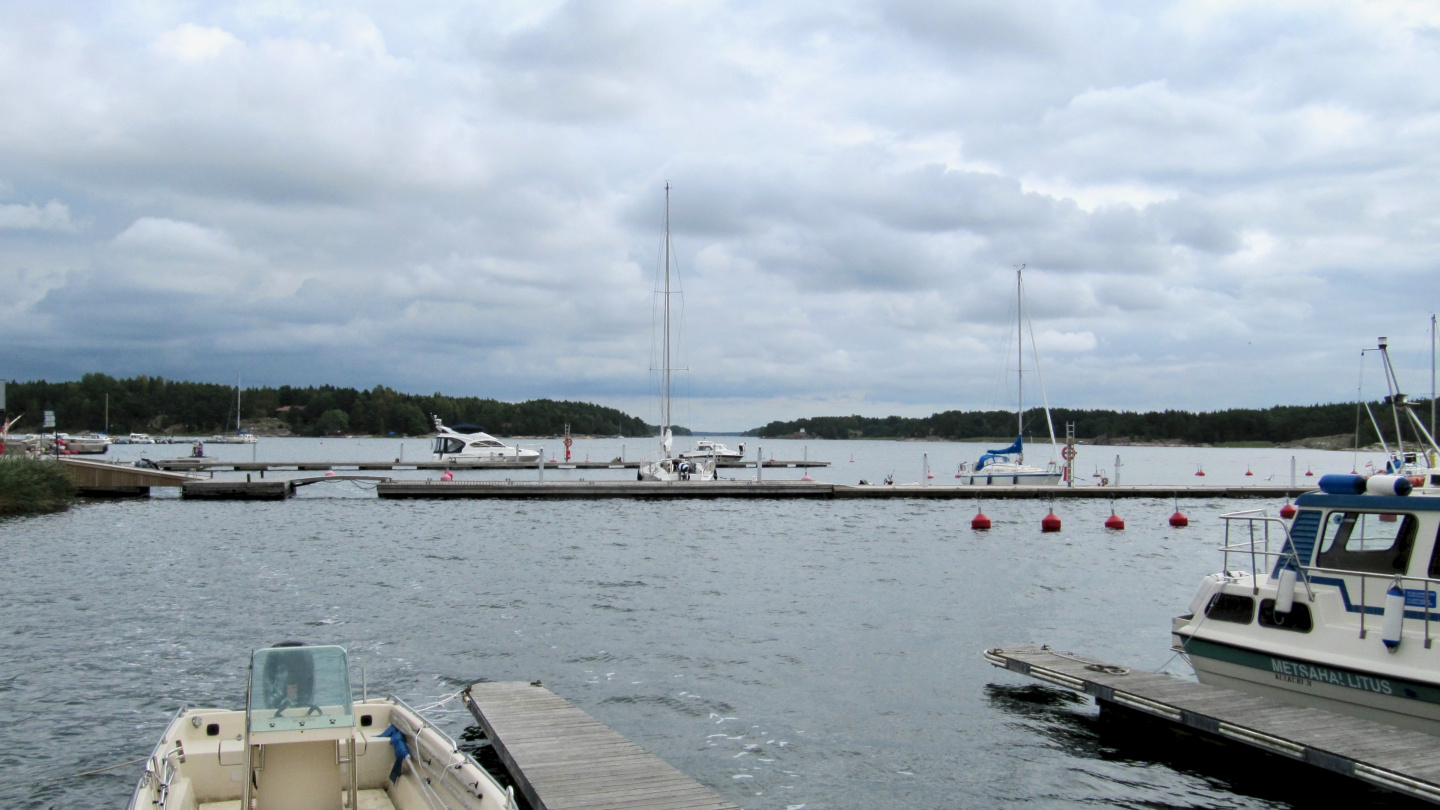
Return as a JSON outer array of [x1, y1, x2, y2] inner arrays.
[[1173, 338, 1440, 734], [129, 643, 516, 810]]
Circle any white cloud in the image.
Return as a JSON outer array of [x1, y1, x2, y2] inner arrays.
[[0, 200, 75, 231], [153, 24, 242, 61]]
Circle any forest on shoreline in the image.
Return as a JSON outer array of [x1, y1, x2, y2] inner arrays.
[[748, 401, 1436, 447], [3, 373, 1433, 446], [1, 374, 657, 438]]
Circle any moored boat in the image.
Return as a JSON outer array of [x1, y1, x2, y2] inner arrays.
[[431, 417, 539, 463], [129, 643, 516, 810], [679, 440, 744, 461]]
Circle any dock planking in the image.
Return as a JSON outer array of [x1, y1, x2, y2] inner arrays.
[[987, 645, 1440, 803], [378, 480, 1313, 500], [152, 459, 829, 472], [462, 681, 740, 810]]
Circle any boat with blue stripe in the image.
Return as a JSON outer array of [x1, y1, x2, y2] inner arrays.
[[1173, 337, 1440, 734]]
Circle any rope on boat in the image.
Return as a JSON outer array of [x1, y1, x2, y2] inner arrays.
[[0, 754, 149, 789]]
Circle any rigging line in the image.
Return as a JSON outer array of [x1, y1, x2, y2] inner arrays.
[[1354, 351, 1366, 470], [1022, 292, 1058, 457]]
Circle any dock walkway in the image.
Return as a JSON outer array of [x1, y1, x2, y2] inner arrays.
[[152, 458, 828, 472], [463, 681, 739, 810], [987, 645, 1440, 803], [377, 481, 1313, 500]]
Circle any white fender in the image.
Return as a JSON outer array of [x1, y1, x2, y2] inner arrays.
[[1274, 568, 1297, 614], [1382, 583, 1406, 652]]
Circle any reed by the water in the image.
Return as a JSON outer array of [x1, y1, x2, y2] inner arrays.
[[0, 457, 75, 515]]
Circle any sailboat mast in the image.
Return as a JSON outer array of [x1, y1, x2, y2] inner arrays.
[[236, 373, 242, 434], [662, 183, 672, 442], [1016, 265, 1024, 457]]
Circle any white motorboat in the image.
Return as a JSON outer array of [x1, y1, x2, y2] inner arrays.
[[129, 432, 156, 444], [638, 184, 716, 483], [679, 440, 744, 461], [1173, 338, 1440, 734], [129, 643, 516, 810], [956, 265, 1061, 486], [431, 417, 539, 463]]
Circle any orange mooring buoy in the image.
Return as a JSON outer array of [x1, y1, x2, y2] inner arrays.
[[1041, 511, 1062, 532], [1280, 500, 1297, 519], [1169, 509, 1189, 527], [971, 509, 991, 530], [1105, 511, 1125, 530], [1195, 465, 1206, 476]]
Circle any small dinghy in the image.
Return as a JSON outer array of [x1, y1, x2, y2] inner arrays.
[[129, 643, 516, 810]]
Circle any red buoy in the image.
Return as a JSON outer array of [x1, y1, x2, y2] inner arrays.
[[1169, 510, 1189, 528], [1304, 466, 1314, 477], [1195, 466, 1206, 477], [1280, 502, 1297, 519], [440, 470, 454, 482], [1041, 511, 1062, 532], [1105, 512, 1125, 530], [971, 511, 991, 530], [324, 469, 337, 476], [1245, 467, 1253, 476]]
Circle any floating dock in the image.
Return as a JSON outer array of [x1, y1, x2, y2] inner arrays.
[[152, 458, 829, 472], [375, 481, 1313, 500], [463, 681, 740, 810], [987, 645, 1440, 804]]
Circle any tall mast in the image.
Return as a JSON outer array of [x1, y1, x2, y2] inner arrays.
[[1431, 314, 1436, 442], [1016, 265, 1025, 449], [236, 373, 243, 434], [662, 184, 672, 445]]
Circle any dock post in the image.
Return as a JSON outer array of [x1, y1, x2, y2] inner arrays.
[[1114, 454, 1122, 486], [1291, 455, 1296, 487], [757, 446, 763, 482], [538, 449, 545, 484], [923, 452, 929, 486]]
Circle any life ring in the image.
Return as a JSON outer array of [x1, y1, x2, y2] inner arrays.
[[1061, 445, 1077, 461]]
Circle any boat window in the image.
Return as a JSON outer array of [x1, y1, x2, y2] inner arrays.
[[1204, 593, 1254, 624], [248, 645, 354, 734], [1316, 512, 1416, 575], [434, 437, 465, 454], [471, 440, 504, 448], [1258, 599, 1313, 632]]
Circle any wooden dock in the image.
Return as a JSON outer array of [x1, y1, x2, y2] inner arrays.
[[152, 458, 829, 472], [56, 457, 201, 496], [987, 645, 1440, 804], [462, 681, 740, 810], [376, 481, 1314, 500]]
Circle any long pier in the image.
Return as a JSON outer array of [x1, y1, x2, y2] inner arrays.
[[987, 645, 1440, 804], [463, 681, 739, 810], [374, 481, 1313, 500], [151, 458, 829, 472]]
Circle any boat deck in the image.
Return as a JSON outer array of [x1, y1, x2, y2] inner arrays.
[[987, 645, 1440, 804], [463, 681, 739, 810]]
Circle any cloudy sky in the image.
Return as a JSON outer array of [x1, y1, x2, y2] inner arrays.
[[2, 1, 1439, 430]]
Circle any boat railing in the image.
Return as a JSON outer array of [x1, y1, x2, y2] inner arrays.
[[127, 705, 187, 810], [386, 694, 519, 810], [1218, 510, 1440, 647], [1218, 510, 1315, 604]]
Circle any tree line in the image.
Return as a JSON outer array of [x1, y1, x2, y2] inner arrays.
[[746, 401, 1437, 446], [1, 374, 656, 437]]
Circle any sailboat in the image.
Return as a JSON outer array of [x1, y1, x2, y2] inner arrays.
[[956, 265, 1061, 486], [638, 184, 716, 483], [210, 373, 259, 443]]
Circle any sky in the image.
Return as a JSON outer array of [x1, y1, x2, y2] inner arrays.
[[2, 0, 1440, 431]]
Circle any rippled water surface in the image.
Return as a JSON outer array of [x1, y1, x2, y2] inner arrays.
[[0, 440, 1426, 808]]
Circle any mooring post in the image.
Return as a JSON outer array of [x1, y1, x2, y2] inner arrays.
[[757, 446, 763, 482]]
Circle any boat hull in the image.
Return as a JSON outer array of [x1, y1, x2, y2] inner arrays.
[[1180, 635, 1440, 736], [958, 472, 1061, 486]]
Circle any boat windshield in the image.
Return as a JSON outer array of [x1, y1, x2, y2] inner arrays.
[[248, 645, 354, 733]]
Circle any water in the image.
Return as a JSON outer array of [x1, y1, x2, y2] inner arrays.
[[0, 440, 1425, 808]]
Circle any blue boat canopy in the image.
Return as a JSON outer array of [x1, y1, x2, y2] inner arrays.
[[976, 436, 1022, 471]]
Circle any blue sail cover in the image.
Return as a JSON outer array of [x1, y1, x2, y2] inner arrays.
[[976, 436, 1022, 472]]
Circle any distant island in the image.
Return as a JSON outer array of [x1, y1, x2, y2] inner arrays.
[[1, 374, 677, 438], [4, 373, 1430, 448], [747, 402, 1431, 449]]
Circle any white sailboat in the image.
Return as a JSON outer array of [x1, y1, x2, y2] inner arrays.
[[210, 373, 259, 443], [956, 265, 1061, 486], [639, 184, 716, 483]]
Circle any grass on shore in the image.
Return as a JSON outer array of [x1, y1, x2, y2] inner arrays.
[[0, 457, 76, 515]]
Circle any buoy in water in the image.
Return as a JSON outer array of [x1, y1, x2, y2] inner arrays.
[[1245, 466, 1253, 476], [971, 509, 991, 530], [324, 470, 336, 476], [1305, 466, 1314, 477], [1041, 511, 1062, 532], [1105, 511, 1125, 530], [1279, 500, 1297, 519], [440, 470, 454, 482], [1169, 501, 1189, 527], [1195, 465, 1205, 476], [801, 472, 813, 481]]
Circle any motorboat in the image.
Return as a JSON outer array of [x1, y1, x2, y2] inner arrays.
[[680, 440, 744, 461], [1173, 338, 1440, 734], [129, 643, 517, 810], [638, 184, 716, 483], [50, 433, 110, 454], [431, 417, 539, 463], [956, 265, 1061, 486], [129, 432, 156, 444]]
